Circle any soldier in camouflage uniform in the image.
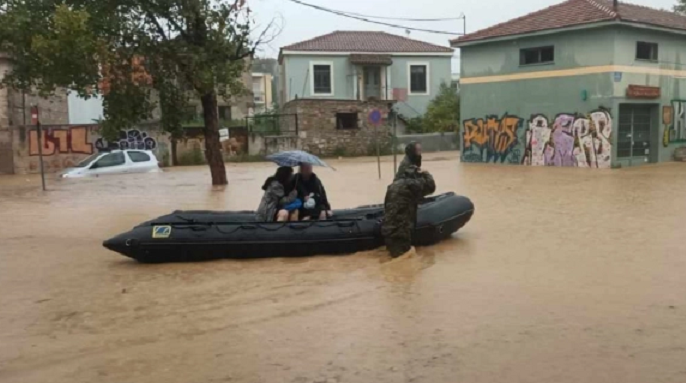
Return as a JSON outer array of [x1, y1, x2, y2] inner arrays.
[[395, 141, 423, 181], [382, 164, 436, 258]]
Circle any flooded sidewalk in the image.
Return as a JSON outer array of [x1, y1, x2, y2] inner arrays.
[[1, 152, 686, 383]]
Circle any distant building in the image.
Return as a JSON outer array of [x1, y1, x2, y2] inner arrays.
[[252, 72, 273, 114], [453, 0, 686, 168], [278, 31, 454, 119], [276, 31, 454, 156]]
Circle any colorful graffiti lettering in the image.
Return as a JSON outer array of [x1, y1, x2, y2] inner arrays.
[[663, 100, 686, 147], [465, 109, 613, 168], [524, 110, 612, 169], [29, 126, 94, 156], [94, 129, 157, 152], [462, 114, 522, 163]]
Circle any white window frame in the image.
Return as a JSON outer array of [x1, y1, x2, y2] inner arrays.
[[310, 61, 334, 96], [407, 62, 430, 96]]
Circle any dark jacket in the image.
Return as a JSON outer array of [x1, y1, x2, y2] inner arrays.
[[255, 180, 298, 222], [294, 173, 331, 210], [382, 165, 436, 240]]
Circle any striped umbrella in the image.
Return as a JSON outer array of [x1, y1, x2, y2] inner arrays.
[[266, 150, 333, 169]]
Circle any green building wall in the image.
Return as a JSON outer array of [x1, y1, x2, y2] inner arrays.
[[459, 25, 686, 168]]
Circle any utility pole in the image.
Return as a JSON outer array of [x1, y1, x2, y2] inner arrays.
[[31, 106, 46, 191]]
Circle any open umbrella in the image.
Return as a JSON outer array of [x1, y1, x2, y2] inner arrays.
[[266, 150, 333, 169]]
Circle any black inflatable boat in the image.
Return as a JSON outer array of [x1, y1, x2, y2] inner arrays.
[[103, 192, 474, 263]]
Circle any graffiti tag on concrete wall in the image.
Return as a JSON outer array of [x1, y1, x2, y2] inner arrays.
[[29, 127, 93, 156], [663, 100, 686, 147], [462, 114, 522, 164], [30, 127, 158, 157], [94, 129, 157, 151], [463, 109, 613, 169]]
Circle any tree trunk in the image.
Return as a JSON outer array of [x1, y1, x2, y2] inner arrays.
[[200, 90, 228, 185]]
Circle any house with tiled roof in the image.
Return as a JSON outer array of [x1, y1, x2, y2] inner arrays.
[[451, 0, 686, 168], [278, 31, 453, 118], [276, 31, 454, 156]]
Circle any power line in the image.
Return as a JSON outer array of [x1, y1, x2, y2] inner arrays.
[[287, 0, 464, 36], [330, 9, 464, 22]]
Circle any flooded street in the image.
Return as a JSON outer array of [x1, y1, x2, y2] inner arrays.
[[2, 152, 686, 383]]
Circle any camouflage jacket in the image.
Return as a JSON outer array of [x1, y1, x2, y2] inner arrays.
[[394, 156, 414, 181], [382, 166, 436, 239]]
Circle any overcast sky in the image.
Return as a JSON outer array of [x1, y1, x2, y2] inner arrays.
[[248, 0, 678, 73]]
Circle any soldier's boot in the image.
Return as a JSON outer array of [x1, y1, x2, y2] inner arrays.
[[385, 237, 412, 258]]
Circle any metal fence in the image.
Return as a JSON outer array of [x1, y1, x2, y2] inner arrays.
[[245, 113, 298, 136]]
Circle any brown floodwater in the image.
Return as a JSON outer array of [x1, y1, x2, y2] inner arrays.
[[1, 152, 686, 383]]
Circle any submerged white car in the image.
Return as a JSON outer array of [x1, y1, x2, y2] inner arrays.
[[61, 150, 161, 178]]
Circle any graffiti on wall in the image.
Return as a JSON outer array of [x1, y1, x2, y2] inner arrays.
[[663, 100, 686, 147], [94, 129, 157, 151], [30, 127, 158, 157], [463, 109, 613, 168], [462, 114, 522, 164], [29, 126, 94, 156]]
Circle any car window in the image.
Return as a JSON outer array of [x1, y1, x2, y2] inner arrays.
[[75, 153, 102, 168], [93, 152, 125, 168], [127, 151, 151, 163]]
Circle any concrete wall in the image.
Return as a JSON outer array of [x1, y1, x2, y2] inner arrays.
[[459, 25, 686, 168], [69, 94, 104, 124], [461, 27, 617, 78], [611, 26, 686, 166], [11, 125, 170, 174], [388, 56, 452, 118], [282, 55, 353, 100], [396, 132, 459, 152]]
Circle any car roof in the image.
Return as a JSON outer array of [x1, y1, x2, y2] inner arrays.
[[98, 149, 154, 154]]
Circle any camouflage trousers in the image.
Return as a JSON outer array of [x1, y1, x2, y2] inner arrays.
[[385, 236, 412, 258]]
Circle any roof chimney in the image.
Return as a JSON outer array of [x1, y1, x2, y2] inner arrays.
[[613, 0, 618, 11]]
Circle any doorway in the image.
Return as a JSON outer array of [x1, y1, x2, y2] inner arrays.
[[363, 66, 381, 100], [617, 104, 658, 167]]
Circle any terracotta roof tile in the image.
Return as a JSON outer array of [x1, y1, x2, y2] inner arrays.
[[282, 31, 453, 53], [453, 0, 686, 44]]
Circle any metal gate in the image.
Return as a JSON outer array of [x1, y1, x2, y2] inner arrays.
[[0, 141, 13, 174], [618, 105, 654, 165]]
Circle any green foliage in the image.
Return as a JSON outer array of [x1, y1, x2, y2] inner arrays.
[[400, 82, 460, 134], [403, 116, 425, 134], [423, 82, 460, 133], [178, 147, 207, 166], [675, 1, 686, 14], [332, 146, 347, 157]]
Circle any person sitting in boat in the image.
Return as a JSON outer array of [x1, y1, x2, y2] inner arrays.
[[256, 166, 299, 222], [395, 142, 423, 181], [293, 162, 332, 221]]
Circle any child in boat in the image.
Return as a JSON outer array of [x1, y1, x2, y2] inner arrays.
[[256, 166, 299, 222]]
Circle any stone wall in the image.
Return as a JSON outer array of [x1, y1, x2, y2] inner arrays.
[[174, 126, 249, 165], [281, 99, 393, 157], [11, 124, 170, 174]]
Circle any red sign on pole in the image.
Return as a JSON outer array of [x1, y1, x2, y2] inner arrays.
[[31, 106, 39, 125]]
